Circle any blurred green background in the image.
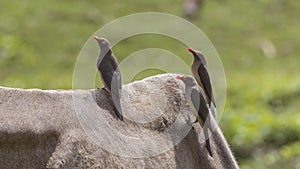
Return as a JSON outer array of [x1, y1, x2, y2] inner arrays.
[[0, 0, 300, 168]]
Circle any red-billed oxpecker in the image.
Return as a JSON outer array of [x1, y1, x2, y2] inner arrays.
[[187, 47, 217, 118], [93, 36, 123, 120], [177, 75, 213, 157]]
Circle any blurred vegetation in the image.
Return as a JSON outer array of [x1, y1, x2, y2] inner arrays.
[[0, 0, 300, 168]]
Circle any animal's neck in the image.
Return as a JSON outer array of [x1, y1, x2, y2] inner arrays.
[[97, 48, 112, 68], [210, 119, 240, 168], [193, 55, 201, 62], [100, 48, 112, 59]]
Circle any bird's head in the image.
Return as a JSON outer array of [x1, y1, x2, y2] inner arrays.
[[176, 75, 197, 87], [93, 36, 111, 49], [187, 47, 207, 65]]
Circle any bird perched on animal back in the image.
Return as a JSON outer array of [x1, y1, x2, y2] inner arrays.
[[177, 75, 213, 157], [93, 36, 123, 120], [187, 47, 217, 118]]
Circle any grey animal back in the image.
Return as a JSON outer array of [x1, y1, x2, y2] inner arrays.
[[0, 74, 239, 169]]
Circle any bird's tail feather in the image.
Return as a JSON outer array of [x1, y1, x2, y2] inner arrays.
[[113, 97, 123, 120], [209, 105, 217, 119], [114, 104, 123, 120], [111, 91, 123, 120], [204, 127, 213, 157]]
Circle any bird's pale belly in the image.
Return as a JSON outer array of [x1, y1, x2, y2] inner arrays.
[[191, 63, 204, 89]]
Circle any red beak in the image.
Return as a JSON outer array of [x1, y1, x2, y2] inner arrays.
[[176, 76, 183, 80], [187, 47, 195, 54], [93, 36, 101, 41]]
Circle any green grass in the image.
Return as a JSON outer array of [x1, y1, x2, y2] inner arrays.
[[1, 0, 300, 168]]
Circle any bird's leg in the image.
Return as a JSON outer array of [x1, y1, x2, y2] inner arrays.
[[96, 87, 109, 92], [101, 87, 110, 93]]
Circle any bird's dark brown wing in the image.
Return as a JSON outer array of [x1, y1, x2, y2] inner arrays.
[[190, 88, 209, 124], [111, 69, 123, 120], [191, 88, 213, 157], [114, 67, 122, 91], [111, 68, 122, 99], [198, 64, 215, 107], [98, 54, 119, 90]]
